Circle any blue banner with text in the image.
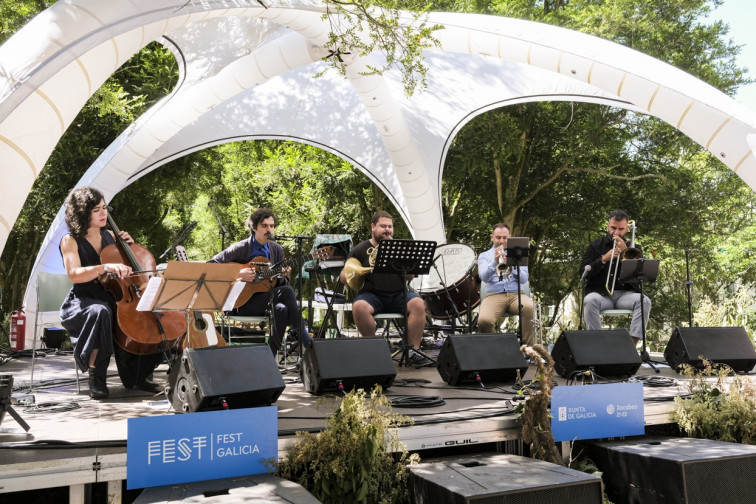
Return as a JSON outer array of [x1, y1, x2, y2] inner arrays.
[[551, 382, 644, 442], [127, 407, 277, 489]]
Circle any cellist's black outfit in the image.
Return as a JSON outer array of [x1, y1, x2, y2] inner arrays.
[[59, 229, 159, 391]]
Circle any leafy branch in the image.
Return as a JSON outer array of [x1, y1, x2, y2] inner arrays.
[[322, 0, 442, 95]]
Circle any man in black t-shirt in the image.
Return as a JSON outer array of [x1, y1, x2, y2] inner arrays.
[[578, 209, 650, 345], [340, 211, 431, 366]]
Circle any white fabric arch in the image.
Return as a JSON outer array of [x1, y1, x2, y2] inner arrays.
[[2, 1, 755, 345]]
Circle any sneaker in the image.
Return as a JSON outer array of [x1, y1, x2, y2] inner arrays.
[[408, 350, 434, 367]]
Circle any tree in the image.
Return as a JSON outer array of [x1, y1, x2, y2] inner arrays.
[[437, 0, 754, 344]]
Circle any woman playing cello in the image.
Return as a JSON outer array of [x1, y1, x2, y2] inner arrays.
[[59, 187, 161, 399]]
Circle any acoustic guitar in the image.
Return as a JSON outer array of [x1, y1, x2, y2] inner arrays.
[[233, 245, 334, 308], [174, 246, 226, 349]]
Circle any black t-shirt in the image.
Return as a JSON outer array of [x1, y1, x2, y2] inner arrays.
[[348, 239, 406, 294], [580, 234, 641, 295]]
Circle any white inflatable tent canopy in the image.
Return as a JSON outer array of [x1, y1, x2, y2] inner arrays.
[[1, 1, 755, 345]]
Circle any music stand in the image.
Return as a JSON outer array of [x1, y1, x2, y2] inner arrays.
[[619, 258, 660, 371], [138, 261, 243, 348], [506, 237, 529, 344], [373, 239, 437, 366]]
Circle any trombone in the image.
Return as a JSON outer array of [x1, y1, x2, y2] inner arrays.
[[605, 220, 642, 295]]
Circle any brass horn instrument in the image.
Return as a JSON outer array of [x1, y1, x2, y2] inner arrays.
[[344, 245, 379, 292], [605, 220, 642, 295], [496, 246, 510, 280]]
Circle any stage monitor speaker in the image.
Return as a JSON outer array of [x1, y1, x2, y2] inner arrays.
[[300, 337, 396, 395], [663, 326, 756, 373], [410, 452, 603, 503], [436, 333, 528, 386], [167, 345, 285, 413], [576, 436, 756, 504], [551, 329, 641, 378]]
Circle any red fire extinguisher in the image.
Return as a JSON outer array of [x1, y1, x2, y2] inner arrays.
[[9, 307, 26, 351]]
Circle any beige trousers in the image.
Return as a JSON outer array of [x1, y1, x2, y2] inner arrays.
[[477, 292, 536, 346]]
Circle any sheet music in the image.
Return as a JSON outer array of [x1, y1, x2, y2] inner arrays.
[[222, 281, 246, 311], [136, 276, 163, 311]]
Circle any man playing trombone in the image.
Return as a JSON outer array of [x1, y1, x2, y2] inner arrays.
[[579, 209, 650, 345]]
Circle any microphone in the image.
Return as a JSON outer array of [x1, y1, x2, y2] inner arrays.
[[580, 265, 591, 283]]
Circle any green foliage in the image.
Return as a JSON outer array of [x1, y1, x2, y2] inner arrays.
[[438, 0, 754, 344], [0, 0, 57, 45], [323, 0, 442, 95], [672, 360, 756, 444], [694, 286, 756, 336], [273, 387, 420, 504]]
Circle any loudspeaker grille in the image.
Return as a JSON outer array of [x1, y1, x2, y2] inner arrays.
[[682, 456, 756, 504]]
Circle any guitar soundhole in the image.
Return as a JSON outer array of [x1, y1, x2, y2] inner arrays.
[[193, 316, 207, 332]]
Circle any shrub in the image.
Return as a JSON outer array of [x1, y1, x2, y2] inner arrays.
[[672, 360, 756, 444], [273, 387, 420, 504]]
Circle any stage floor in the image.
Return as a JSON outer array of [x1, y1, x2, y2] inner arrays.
[[0, 339, 700, 498]]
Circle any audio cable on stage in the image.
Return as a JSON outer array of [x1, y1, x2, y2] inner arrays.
[[389, 395, 446, 408]]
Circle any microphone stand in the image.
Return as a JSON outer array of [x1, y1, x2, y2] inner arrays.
[[272, 234, 313, 361], [431, 256, 460, 333], [207, 200, 230, 251], [507, 246, 527, 345], [159, 221, 197, 260], [684, 249, 694, 327], [578, 270, 587, 330], [635, 260, 659, 373]]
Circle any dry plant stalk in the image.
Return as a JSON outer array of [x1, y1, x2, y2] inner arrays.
[[518, 344, 564, 465]]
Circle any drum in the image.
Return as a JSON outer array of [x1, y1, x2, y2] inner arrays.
[[411, 243, 480, 319]]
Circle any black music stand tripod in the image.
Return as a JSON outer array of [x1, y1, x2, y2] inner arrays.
[[619, 258, 661, 372], [373, 239, 437, 367], [506, 237, 530, 345]]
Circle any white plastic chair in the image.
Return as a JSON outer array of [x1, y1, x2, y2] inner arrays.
[[223, 314, 270, 345], [373, 312, 406, 340], [599, 308, 634, 328]]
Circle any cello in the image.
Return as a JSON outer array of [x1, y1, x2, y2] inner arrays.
[[100, 214, 187, 355]]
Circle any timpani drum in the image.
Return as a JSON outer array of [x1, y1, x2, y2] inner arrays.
[[411, 243, 480, 320]]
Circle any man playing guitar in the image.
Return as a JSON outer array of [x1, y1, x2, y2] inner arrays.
[[208, 208, 311, 355]]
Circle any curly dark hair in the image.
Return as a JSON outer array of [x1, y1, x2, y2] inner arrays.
[[64, 187, 106, 239], [246, 207, 278, 235]]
